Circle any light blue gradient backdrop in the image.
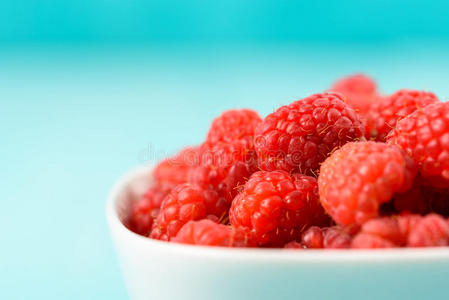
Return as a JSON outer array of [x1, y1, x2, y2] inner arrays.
[[1, 1, 449, 299]]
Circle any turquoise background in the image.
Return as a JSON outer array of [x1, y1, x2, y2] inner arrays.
[[1, 1, 449, 299]]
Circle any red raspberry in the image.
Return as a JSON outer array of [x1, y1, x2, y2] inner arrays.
[[188, 140, 257, 212], [397, 213, 422, 236], [255, 92, 364, 175], [206, 109, 262, 145], [284, 241, 305, 249], [154, 146, 200, 186], [172, 220, 255, 247], [189, 109, 260, 206], [323, 226, 353, 249], [351, 214, 449, 248], [129, 184, 172, 236], [301, 226, 324, 248], [387, 102, 449, 188], [301, 226, 352, 249], [229, 170, 330, 247], [330, 74, 379, 115], [352, 217, 405, 248], [150, 183, 221, 241], [408, 213, 449, 247], [366, 90, 438, 142], [319, 141, 417, 226]]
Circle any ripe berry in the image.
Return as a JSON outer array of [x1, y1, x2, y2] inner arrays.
[[284, 241, 305, 249], [387, 101, 449, 188], [301, 226, 352, 249], [352, 217, 405, 248], [366, 90, 438, 142], [301, 226, 324, 248], [150, 183, 222, 241], [188, 140, 257, 211], [230, 170, 329, 247], [206, 109, 262, 145], [318, 141, 417, 226], [129, 184, 172, 236], [351, 214, 449, 248], [255, 92, 364, 175], [154, 146, 200, 186], [173, 219, 255, 247], [408, 214, 449, 247], [330, 74, 379, 115]]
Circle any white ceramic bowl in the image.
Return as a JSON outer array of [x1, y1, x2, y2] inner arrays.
[[107, 166, 449, 300]]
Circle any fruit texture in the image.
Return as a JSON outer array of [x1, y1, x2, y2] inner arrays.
[[230, 170, 329, 246], [318, 141, 416, 226], [388, 101, 449, 188], [367, 89, 438, 142], [255, 92, 364, 175]]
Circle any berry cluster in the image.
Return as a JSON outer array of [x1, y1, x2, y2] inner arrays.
[[129, 74, 449, 249]]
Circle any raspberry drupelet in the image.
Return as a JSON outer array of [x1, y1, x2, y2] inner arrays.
[[254, 92, 364, 175], [366, 89, 438, 142], [150, 183, 223, 241], [318, 141, 417, 226], [173, 219, 255, 247], [330, 73, 379, 115], [387, 101, 449, 188], [230, 170, 330, 247], [301, 226, 353, 249]]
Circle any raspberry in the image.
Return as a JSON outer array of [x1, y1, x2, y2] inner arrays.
[[408, 214, 449, 247], [284, 241, 304, 249], [172, 220, 255, 247], [352, 217, 405, 248], [188, 110, 260, 213], [206, 109, 262, 145], [229, 170, 330, 247], [188, 140, 257, 211], [387, 102, 449, 188], [129, 184, 172, 236], [301, 226, 324, 248], [366, 90, 438, 142], [301, 226, 352, 249], [318, 141, 417, 226], [154, 146, 200, 186], [150, 183, 221, 241], [397, 213, 422, 238], [255, 92, 364, 175], [330, 74, 379, 115], [351, 214, 449, 248]]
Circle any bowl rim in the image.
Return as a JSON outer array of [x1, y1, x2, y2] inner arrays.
[[106, 165, 449, 263]]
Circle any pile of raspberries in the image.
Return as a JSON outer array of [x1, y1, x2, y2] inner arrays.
[[129, 74, 449, 249]]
